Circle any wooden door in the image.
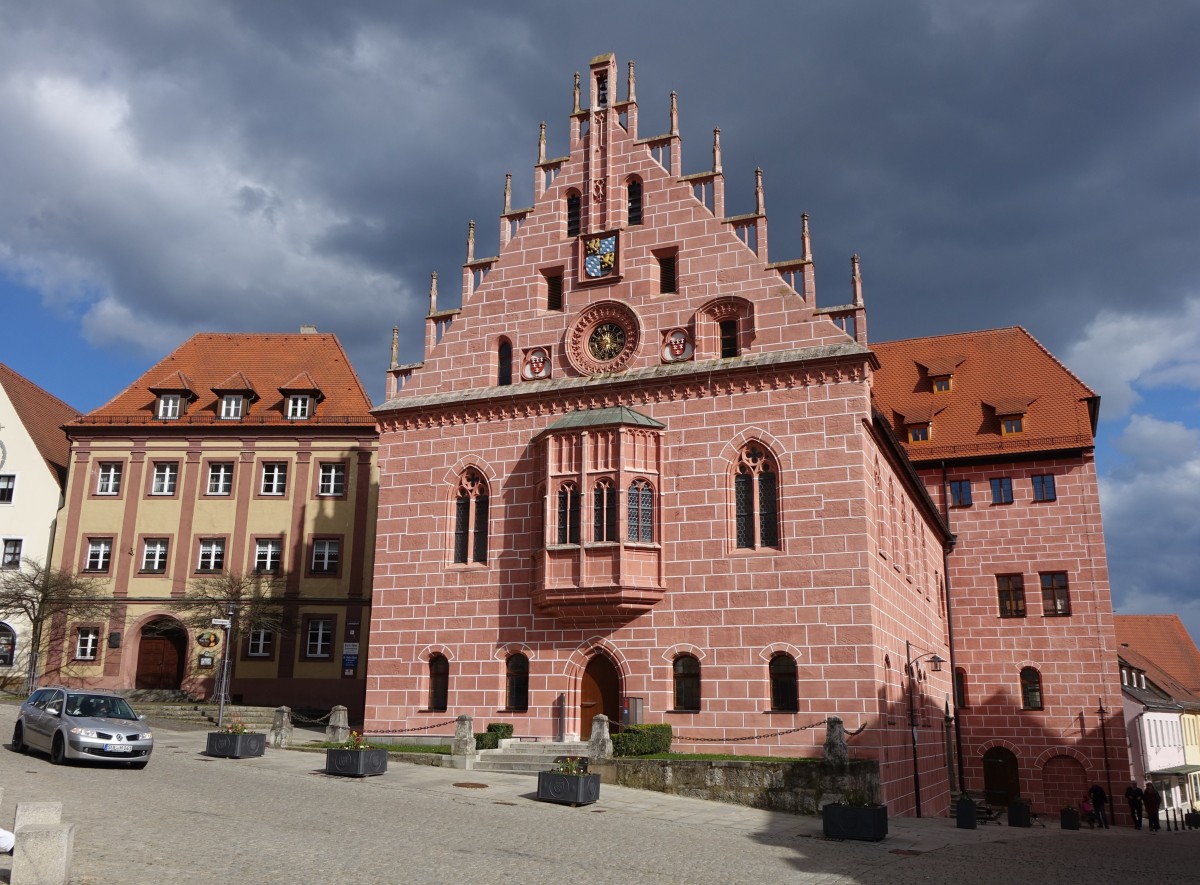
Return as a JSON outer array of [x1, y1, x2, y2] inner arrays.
[[982, 746, 1021, 807], [580, 655, 620, 740], [136, 630, 185, 690]]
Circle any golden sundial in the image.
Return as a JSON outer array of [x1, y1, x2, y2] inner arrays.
[[588, 322, 626, 361]]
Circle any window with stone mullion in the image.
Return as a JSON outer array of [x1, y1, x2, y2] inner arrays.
[[593, 481, 618, 542], [557, 483, 580, 545]]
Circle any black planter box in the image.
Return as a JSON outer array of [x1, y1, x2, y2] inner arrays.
[[1008, 800, 1032, 828], [325, 747, 389, 777], [1060, 808, 1081, 830], [205, 732, 266, 759], [536, 771, 601, 806], [822, 803, 888, 841], [1185, 811, 1200, 830]]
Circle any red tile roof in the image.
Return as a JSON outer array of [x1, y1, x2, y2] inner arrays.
[[1118, 645, 1200, 706], [0, 362, 81, 485], [1115, 614, 1200, 695], [76, 332, 374, 427], [872, 327, 1097, 461]]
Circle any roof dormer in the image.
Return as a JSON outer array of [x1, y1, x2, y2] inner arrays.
[[148, 371, 197, 420]]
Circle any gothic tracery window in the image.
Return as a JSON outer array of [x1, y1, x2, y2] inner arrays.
[[734, 444, 779, 549], [628, 479, 654, 542], [557, 482, 581, 545], [453, 470, 489, 564], [593, 479, 618, 542]]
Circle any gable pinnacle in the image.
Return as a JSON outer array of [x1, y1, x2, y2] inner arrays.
[[627, 60, 636, 103], [851, 254, 863, 306], [755, 168, 765, 215], [802, 213, 812, 262], [503, 173, 512, 213], [573, 72, 581, 113], [466, 220, 476, 263], [669, 91, 679, 136], [538, 122, 546, 164], [429, 272, 439, 314], [713, 128, 722, 174], [390, 326, 399, 369]]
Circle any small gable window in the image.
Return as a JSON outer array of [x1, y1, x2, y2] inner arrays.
[[719, 319, 738, 358], [1002, 416, 1024, 435], [288, 395, 311, 420], [627, 178, 643, 226], [931, 376, 952, 393], [221, 395, 244, 420], [157, 394, 182, 420], [497, 340, 513, 387], [908, 423, 931, 443], [566, 192, 581, 238]]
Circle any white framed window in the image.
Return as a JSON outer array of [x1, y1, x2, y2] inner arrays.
[[287, 395, 311, 420], [220, 395, 244, 419], [247, 629, 273, 657], [157, 394, 182, 420], [255, 538, 282, 573], [0, 624, 14, 666], [318, 463, 346, 497], [2, 538, 22, 569], [86, 538, 113, 572], [197, 538, 225, 572], [261, 462, 288, 496], [75, 628, 99, 661], [96, 463, 122, 495], [207, 462, 234, 496], [0, 475, 14, 504], [311, 538, 340, 574], [141, 538, 168, 572], [152, 462, 178, 495], [305, 618, 333, 658]]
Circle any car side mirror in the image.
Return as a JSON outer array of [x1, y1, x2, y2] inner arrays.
[[46, 706, 61, 716], [138, 714, 146, 721]]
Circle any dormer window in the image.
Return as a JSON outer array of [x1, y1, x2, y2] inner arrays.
[[221, 395, 244, 420], [1002, 416, 1024, 435], [908, 423, 931, 443], [157, 394, 182, 420], [931, 376, 951, 393], [288, 395, 311, 420]]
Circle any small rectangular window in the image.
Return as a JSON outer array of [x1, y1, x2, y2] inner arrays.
[[546, 272, 563, 311], [86, 538, 113, 573], [932, 376, 951, 393], [255, 538, 282, 573], [76, 628, 99, 661], [1002, 416, 1024, 435], [311, 538, 340, 574], [2, 539, 22, 569], [221, 395, 244, 419], [658, 255, 677, 293], [908, 424, 930, 443], [157, 394, 182, 420], [1032, 474, 1056, 502], [627, 180, 643, 226], [287, 395, 311, 420], [305, 618, 333, 658], [96, 463, 122, 495], [207, 463, 234, 496], [261, 463, 288, 496], [997, 574, 1026, 618], [152, 463, 178, 496], [719, 320, 738, 358], [318, 463, 346, 497], [990, 477, 1013, 504], [0, 475, 14, 504], [197, 538, 225, 572], [1041, 572, 1071, 617], [566, 194, 581, 238], [141, 538, 169, 572], [247, 629, 273, 657], [949, 480, 972, 507]]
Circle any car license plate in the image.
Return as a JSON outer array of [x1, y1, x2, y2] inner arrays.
[[104, 743, 133, 753]]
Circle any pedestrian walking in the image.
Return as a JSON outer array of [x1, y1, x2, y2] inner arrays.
[[1088, 783, 1110, 829], [1144, 781, 1162, 832], [1125, 781, 1144, 830]]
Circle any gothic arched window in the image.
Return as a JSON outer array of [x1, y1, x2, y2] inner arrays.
[[735, 444, 779, 549], [593, 479, 618, 542], [497, 340, 512, 386], [453, 471, 489, 564], [429, 654, 449, 712], [1020, 667, 1043, 710], [506, 653, 529, 712], [673, 654, 701, 712], [769, 653, 799, 712], [556, 482, 581, 545], [628, 479, 654, 542]]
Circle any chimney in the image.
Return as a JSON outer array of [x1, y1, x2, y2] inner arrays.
[[299, 324, 318, 334]]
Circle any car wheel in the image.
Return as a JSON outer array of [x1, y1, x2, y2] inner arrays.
[[11, 722, 27, 754], [50, 733, 67, 765], [129, 761, 148, 770]]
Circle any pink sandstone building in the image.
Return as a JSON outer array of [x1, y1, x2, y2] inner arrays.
[[365, 54, 1123, 817]]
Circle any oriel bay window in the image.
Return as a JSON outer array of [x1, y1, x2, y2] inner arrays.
[[593, 479, 618, 542], [628, 479, 654, 542], [452, 470, 489, 564], [556, 482, 581, 545]]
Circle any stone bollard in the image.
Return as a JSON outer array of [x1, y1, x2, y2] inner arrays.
[[588, 713, 613, 760], [326, 705, 350, 744], [14, 802, 61, 832], [269, 706, 294, 749], [450, 714, 475, 769], [12, 823, 77, 885], [823, 716, 849, 768]]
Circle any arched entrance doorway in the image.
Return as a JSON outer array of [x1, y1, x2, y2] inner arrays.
[[135, 619, 187, 690], [983, 746, 1021, 808], [580, 655, 620, 740]]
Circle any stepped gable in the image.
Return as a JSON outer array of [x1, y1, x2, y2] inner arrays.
[[0, 362, 81, 482], [382, 52, 866, 409], [871, 326, 1098, 461], [76, 331, 374, 426], [1116, 614, 1200, 695]]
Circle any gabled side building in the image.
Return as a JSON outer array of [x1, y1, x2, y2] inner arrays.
[[0, 363, 80, 689], [873, 329, 1128, 816], [48, 329, 377, 717]]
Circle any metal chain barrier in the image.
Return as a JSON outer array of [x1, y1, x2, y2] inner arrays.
[[673, 719, 830, 742], [290, 710, 334, 725], [360, 719, 457, 735]]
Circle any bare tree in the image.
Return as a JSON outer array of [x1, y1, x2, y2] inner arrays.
[[0, 558, 110, 694]]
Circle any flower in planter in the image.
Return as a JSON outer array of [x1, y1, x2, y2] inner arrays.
[[555, 755, 588, 775], [222, 717, 250, 734], [342, 730, 374, 751]]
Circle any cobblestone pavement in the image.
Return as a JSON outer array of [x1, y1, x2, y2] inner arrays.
[[1, 703, 1198, 884]]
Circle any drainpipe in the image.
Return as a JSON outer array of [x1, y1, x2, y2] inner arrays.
[[940, 463, 967, 791]]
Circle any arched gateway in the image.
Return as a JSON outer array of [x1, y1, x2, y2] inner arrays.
[[135, 618, 187, 690]]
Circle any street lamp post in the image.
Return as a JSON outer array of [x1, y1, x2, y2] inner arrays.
[[1097, 698, 1113, 818], [213, 613, 232, 728], [906, 640, 945, 818]]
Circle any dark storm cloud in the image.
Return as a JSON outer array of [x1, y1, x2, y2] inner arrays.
[[2, 0, 1198, 635]]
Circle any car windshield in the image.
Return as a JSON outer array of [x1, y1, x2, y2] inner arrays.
[[65, 694, 138, 720]]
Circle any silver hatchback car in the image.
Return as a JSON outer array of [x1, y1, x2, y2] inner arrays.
[[11, 687, 153, 768]]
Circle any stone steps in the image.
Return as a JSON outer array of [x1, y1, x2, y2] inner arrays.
[[473, 741, 590, 775], [137, 703, 279, 728]]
